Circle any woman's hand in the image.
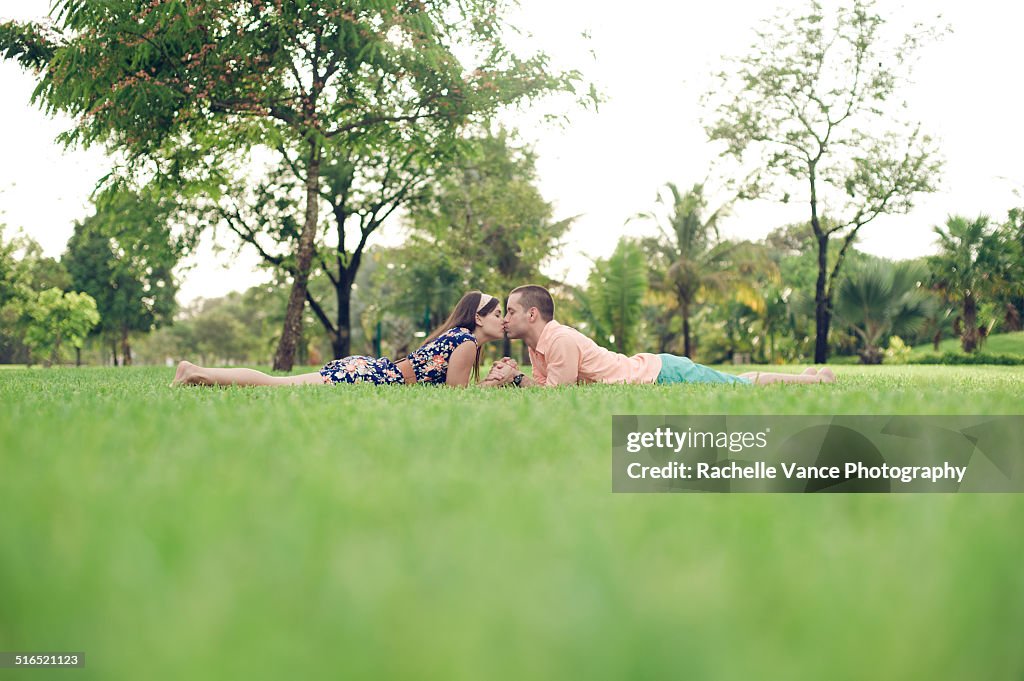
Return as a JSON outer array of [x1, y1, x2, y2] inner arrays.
[[481, 360, 517, 387]]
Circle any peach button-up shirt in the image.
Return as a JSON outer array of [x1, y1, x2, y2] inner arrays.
[[527, 320, 663, 386]]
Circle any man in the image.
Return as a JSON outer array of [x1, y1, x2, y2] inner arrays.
[[488, 285, 834, 387]]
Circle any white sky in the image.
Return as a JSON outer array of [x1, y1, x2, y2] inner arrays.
[[1, 1, 1022, 303]]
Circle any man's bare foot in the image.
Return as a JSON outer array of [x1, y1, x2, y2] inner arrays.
[[817, 367, 836, 383]]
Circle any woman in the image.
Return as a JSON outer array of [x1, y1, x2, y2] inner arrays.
[[172, 291, 508, 388]]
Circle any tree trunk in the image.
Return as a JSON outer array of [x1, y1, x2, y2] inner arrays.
[[682, 300, 692, 359], [808, 163, 831, 364], [76, 346, 82, 367], [961, 294, 979, 353], [50, 332, 62, 367], [121, 327, 132, 366], [111, 340, 119, 366], [933, 331, 942, 351], [274, 140, 321, 371], [1005, 301, 1022, 332], [814, 234, 831, 364], [332, 271, 352, 359]]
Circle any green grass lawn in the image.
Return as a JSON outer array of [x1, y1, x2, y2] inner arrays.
[[2, 365, 1023, 680], [911, 330, 1024, 357]]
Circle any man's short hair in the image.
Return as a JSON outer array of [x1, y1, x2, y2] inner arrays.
[[510, 285, 554, 322]]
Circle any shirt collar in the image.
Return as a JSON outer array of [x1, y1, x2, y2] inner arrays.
[[535, 319, 561, 354]]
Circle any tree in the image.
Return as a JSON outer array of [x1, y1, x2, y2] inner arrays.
[[2, 0, 590, 370], [63, 189, 181, 365], [21, 288, 100, 366], [0, 228, 72, 363], [388, 128, 573, 354], [636, 182, 765, 360], [832, 259, 934, 363], [929, 215, 1006, 353], [582, 239, 648, 355], [994, 207, 1024, 332], [704, 0, 944, 362]]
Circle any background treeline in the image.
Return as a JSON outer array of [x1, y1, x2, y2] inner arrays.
[[3, 160, 1021, 367], [2, 1, 1022, 368]]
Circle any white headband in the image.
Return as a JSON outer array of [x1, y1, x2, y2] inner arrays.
[[477, 293, 495, 312]]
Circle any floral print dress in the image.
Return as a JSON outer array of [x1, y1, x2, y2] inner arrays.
[[319, 326, 477, 385]]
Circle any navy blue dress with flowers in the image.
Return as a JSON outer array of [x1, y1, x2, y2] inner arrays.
[[319, 326, 477, 385], [407, 326, 478, 383]]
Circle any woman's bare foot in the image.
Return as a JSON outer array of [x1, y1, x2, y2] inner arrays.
[[172, 361, 198, 387], [802, 367, 819, 376], [816, 367, 836, 383]]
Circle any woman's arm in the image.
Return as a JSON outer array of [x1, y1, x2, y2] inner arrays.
[[444, 342, 478, 387]]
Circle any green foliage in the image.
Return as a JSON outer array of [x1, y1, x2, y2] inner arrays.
[[636, 182, 766, 359], [20, 287, 100, 365], [63, 189, 182, 364], [704, 0, 945, 361], [375, 129, 570, 319], [581, 239, 648, 355], [2, 0, 591, 367], [136, 280, 326, 366], [928, 215, 1008, 353], [832, 259, 934, 364], [7, 0, 585, 161], [884, 336, 912, 364], [0, 227, 73, 363], [992, 207, 1024, 332]]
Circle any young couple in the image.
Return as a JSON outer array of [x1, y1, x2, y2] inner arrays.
[[171, 285, 835, 389]]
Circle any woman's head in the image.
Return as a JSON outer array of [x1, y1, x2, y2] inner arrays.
[[424, 291, 504, 345], [419, 291, 503, 382]]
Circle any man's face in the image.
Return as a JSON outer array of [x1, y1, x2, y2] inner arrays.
[[503, 293, 530, 339]]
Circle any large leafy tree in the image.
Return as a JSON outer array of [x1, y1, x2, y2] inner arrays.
[[21, 288, 100, 366], [383, 128, 573, 353], [929, 215, 1006, 353], [63, 189, 182, 365], [2, 0, 588, 369], [0, 228, 72, 363], [704, 0, 944, 362], [636, 182, 764, 360]]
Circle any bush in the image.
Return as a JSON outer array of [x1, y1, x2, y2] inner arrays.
[[909, 352, 1024, 365], [884, 336, 912, 364]]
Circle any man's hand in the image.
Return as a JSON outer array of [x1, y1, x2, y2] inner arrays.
[[483, 360, 517, 386]]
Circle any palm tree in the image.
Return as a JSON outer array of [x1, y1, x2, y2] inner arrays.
[[637, 182, 766, 359], [583, 239, 648, 354], [929, 215, 1004, 353], [833, 260, 935, 364]]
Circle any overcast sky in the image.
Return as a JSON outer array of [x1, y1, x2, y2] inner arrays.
[[2, 0, 1022, 303]]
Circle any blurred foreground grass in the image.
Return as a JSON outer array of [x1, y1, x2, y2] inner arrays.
[[1, 365, 1023, 680]]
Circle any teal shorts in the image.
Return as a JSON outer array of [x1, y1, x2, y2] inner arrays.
[[656, 354, 753, 385]]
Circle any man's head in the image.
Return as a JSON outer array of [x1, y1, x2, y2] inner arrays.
[[504, 285, 554, 340]]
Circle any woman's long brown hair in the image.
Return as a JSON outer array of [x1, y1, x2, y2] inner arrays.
[[419, 291, 499, 381]]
